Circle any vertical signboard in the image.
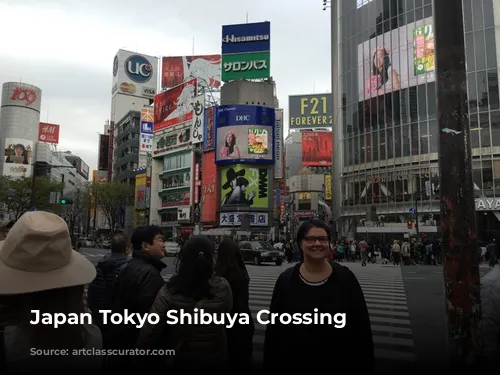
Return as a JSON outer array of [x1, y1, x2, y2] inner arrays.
[[324, 175, 332, 200], [203, 106, 215, 151], [200, 151, 217, 223], [98, 134, 109, 170], [274, 109, 283, 179], [108, 121, 115, 181], [192, 94, 205, 144], [140, 108, 154, 154]]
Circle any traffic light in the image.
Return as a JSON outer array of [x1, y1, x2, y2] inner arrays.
[[60, 199, 67, 205], [407, 220, 413, 229], [59, 198, 73, 205]]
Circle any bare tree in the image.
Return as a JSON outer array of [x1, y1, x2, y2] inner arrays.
[[60, 185, 90, 235], [91, 180, 133, 233]]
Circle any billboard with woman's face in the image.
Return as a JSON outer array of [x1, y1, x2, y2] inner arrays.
[[357, 16, 435, 101], [3, 138, 33, 178], [215, 105, 275, 165]]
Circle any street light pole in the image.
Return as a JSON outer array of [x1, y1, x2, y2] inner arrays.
[[434, 0, 481, 368]]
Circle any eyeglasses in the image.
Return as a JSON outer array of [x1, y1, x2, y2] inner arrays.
[[303, 236, 329, 244]]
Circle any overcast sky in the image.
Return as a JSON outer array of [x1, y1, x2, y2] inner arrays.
[[0, 0, 331, 172]]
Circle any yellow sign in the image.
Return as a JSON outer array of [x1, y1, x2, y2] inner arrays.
[[325, 175, 332, 200], [297, 192, 311, 200]]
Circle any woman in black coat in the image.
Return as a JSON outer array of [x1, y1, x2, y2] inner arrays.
[[214, 238, 255, 372]]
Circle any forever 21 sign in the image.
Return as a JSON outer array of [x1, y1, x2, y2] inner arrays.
[[191, 94, 205, 145]]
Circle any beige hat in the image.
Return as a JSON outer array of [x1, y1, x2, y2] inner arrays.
[[0, 211, 96, 295]]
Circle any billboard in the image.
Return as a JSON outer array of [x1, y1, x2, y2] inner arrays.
[[219, 212, 269, 227], [215, 105, 275, 165], [221, 52, 270, 81], [1, 83, 42, 113], [3, 138, 33, 177], [357, 16, 435, 101], [153, 78, 197, 132], [77, 159, 89, 180], [153, 124, 192, 157], [107, 121, 114, 181], [288, 93, 333, 128], [98, 134, 109, 170], [112, 50, 159, 99], [220, 165, 270, 209], [192, 94, 204, 144], [134, 172, 147, 227], [201, 151, 217, 223], [203, 106, 216, 151], [221, 22, 271, 54], [325, 174, 332, 200], [161, 55, 221, 89], [140, 108, 154, 154], [274, 109, 283, 179], [38, 122, 60, 144], [302, 131, 333, 166]]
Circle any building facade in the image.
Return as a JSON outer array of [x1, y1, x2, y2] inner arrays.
[[331, 0, 500, 241]]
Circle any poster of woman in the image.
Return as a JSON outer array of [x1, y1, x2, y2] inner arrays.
[[216, 125, 272, 163], [3, 138, 33, 177]]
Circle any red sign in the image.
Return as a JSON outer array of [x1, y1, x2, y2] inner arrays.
[[154, 78, 197, 132], [162, 55, 221, 89], [11, 86, 37, 105], [38, 122, 60, 144], [201, 152, 217, 223], [302, 131, 333, 166]]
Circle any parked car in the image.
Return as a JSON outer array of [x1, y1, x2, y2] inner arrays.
[[165, 241, 180, 257], [80, 238, 95, 248], [239, 241, 285, 266], [98, 239, 112, 249]]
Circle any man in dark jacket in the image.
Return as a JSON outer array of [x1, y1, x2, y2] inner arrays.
[[87, 233, 130, 347], [109, 225, 166, 351]]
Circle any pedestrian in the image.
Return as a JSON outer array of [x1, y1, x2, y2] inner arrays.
[[106, 225, 166, 367], [214, 238, 255, 373], [136, 236, 233, 372], [392, 240, 401, 266], [263, 219, 374, 372], [0, 211, 102, 372]]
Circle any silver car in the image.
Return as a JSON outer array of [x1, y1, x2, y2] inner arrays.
[[165, 241, 180, 257]]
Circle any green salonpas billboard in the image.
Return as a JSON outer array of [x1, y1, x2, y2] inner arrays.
[[221, 51, 270, 81]]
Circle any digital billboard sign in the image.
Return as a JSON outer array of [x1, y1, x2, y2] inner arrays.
[[289, 93, 333, 128], [162, 55, 221, 89], [3, 138, 33, 178], [301, 131, 333, 166], [219, 165, 270, 209], [221, 22, 270, 55], [215, 105, 275, 165], [357, 16, 435, 101]]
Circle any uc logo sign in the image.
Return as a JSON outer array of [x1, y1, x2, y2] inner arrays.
[[125, 55, 153, 83]]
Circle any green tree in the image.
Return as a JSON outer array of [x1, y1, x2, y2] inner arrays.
[[60, 183, 91, 235], [0, 176, 65, 221], [90, 180, 133, 232]]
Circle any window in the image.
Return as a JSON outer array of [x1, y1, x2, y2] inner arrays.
[[163, 152, 191, 171], [162, 172, 191, 189]]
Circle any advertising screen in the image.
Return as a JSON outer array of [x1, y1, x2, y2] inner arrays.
[[221, 51, 270, 81], [38, 122, 60, 144], [3, 138, 33, 178], [153, 78, 197, 132], [162, 55, 221, 89], [222, 22, 271, 54], [357, 16, 435, 101], [302, 131, 333, 166], [220, 165, 270, 209], [288, 93, 333, 129], [201, 152, 217, 223], [215, 105, 275, 165]]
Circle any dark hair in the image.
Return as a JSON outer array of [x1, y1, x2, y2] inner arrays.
[[372, 48, 391, 87], [111, 233, 129, 254], [214, 238, 249, 282], [296, 219, 332, 245], [130, 225, 162, 251], [167, 236, 214, 300]]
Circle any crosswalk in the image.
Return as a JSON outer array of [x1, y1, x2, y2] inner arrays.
[[84, 261, 416, 366]]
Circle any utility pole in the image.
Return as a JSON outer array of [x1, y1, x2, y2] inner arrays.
[[434, 0, 481, 368]]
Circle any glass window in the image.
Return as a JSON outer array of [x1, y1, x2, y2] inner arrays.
[[477, 71, 488, 113], [465, 33, 475, 72], [411, 122, 419, 155], [470, 113, 480, 148], [394, 126, 402, 157], [417, 84, 428, 120], [163, 152, 191, 171], [480, 113, 491, 147], [429, 119, 438, 153], [484, 29, 497, 69], [487, 70, 499, 110], [472, 0, 484, 30], [482, 0, 494, 28], [474, 31, 486, 71], [482, 160, 494, 194], [468, 72, 478, 113], [402, 125, 411, 157], [162, 171, 191, 189], [490, 111, 500, 147], [463, 0, 473, 32], [419, 122, 429, 154]]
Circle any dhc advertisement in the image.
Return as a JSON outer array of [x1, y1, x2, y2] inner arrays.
[[215, 105, 275, 165], [221, 22, 271, 55]]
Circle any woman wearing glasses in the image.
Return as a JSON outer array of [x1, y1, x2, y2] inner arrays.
[[263, 219, 374, 372]]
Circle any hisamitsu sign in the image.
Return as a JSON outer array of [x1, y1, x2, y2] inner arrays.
[[288, 93, 333, 128], [221, 22, 271, 54]]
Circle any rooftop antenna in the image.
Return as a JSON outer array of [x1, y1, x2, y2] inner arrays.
[[313, 81, 316, 94], [192, 37, 195, 55], [19, 75, 22, 83], [246, 11, 249, 23]]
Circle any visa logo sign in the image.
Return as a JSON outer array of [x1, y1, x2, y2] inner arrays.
[[141, 121, 153, 134]]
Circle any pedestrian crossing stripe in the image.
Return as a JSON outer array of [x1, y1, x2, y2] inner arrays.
[[83, 263, 416, 364]]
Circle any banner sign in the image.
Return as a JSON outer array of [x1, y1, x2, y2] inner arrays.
[[192, 94, 204, 144], [274, 109, 283, 179], [203, 106, 215, 151], [221, 51, 270, 81], [153, 123, 192, 157], [219, 212, 269, 226], [325, 174, 332, 200], [288, 93, 333, 128], [38, 122, 60, 144]]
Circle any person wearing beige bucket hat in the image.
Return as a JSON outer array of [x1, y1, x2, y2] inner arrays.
[[0, 211, 103, 372]]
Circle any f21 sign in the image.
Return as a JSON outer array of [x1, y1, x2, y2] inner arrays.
[[192, 94, 205, 144]]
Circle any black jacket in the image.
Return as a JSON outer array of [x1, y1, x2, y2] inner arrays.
[[109, 251, 167, 349], [87, 253, 129, 327]]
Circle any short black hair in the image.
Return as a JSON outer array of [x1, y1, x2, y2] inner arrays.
[[111, 233, 129, 254], [296, 219, 332, 244], [130, 225, 163, 251]]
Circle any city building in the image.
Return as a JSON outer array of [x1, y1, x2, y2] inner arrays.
[[284, 131, 303, 179], [113, 110, 140, 181], [330, 0, 500, 241]]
